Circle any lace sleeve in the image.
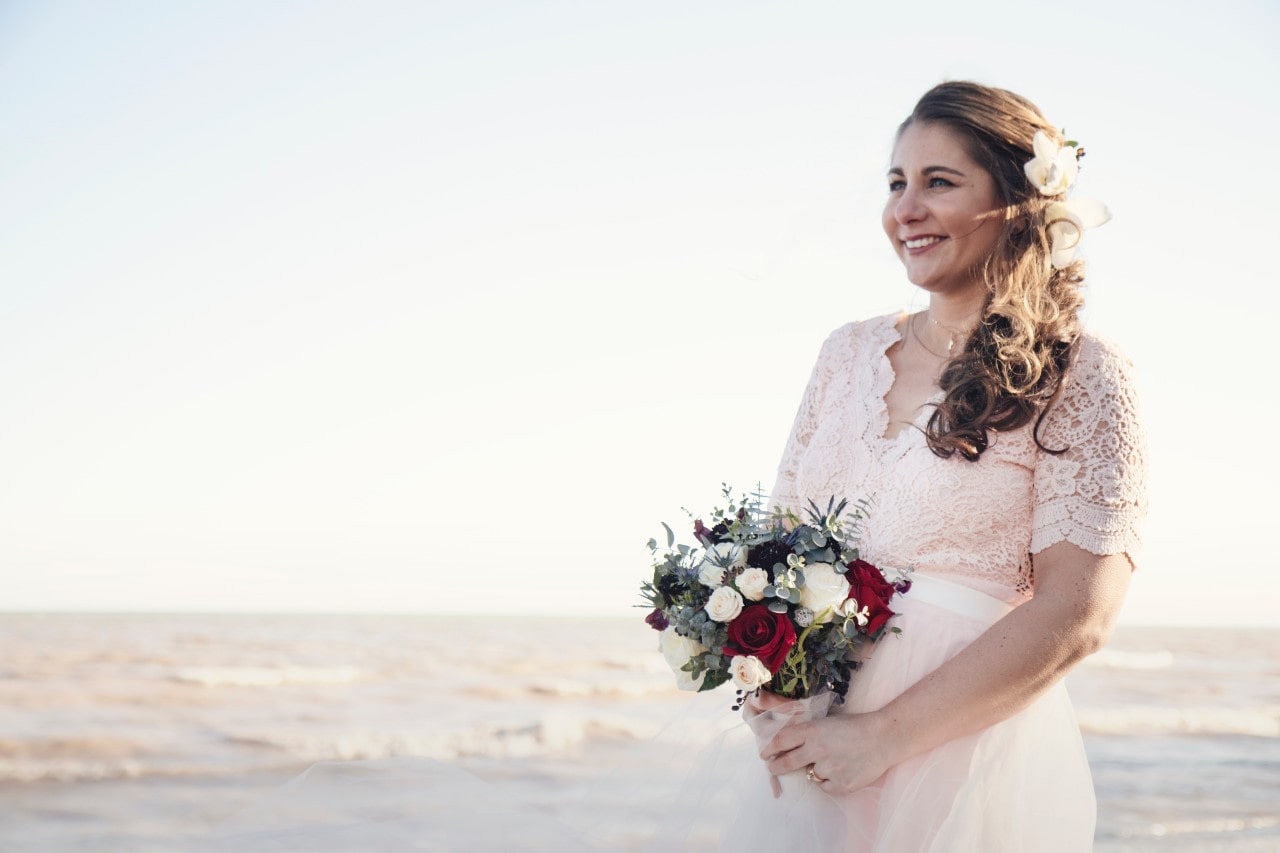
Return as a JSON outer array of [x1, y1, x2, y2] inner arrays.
[[769, 327, 846, 515], [1030, 334, 1149, 565]]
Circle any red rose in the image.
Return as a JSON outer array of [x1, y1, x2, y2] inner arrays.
[[722, 605, 797, 672], [844, 559, 897, 637]]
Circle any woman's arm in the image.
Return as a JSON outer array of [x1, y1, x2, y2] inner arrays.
[[761, 541, 1131, 794]]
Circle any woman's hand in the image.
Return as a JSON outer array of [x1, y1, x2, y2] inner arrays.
[[758, 710, 902, 796], [741, 688, 793, 721]]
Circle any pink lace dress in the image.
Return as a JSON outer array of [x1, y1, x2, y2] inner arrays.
[[724, 312, 1148, 852]]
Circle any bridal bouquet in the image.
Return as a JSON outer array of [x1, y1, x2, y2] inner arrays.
[[641, 486, 911, 704]]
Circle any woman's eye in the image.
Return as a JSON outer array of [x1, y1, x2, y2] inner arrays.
[[888, 179, 906, 192], [928, 176, 955, 188]]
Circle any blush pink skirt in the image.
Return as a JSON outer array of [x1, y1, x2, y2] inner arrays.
[[706, 572, 1096, 853]]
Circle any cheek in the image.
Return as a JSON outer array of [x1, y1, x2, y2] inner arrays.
[[881, 203, 900, 249]]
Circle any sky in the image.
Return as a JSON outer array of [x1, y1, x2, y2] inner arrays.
[[1, 1, 1277, 626]]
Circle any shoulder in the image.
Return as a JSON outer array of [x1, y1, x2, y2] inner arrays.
[[1064, 330, 1141, 401], [1041, 328, 1145, 446], [819, 312, 901, 356]]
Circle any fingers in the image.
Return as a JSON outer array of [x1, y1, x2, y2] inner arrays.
[[766, 750, 811, 777], [754, 690, 791, 710], [743, 689, 789, 718], [757, 721, 805, 763], [765, 742, 813, 777]]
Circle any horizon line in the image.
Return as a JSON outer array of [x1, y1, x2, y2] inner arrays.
[[2, 608, 1277, 631]]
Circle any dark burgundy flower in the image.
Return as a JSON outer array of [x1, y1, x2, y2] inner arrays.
[[722, 605, 797, 672], [844, 559, 897, 637], [644, 608, 669, 631], [656, 573, 685, 604], [747, 539, 793, 574]]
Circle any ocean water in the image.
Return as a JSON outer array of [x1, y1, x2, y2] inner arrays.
[[0, 613, 1277, 851]]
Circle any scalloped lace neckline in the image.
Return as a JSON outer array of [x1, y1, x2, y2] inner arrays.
[[874, 312, 944, 443]]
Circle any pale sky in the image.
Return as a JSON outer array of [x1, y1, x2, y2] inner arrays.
[[2, 1, 1277, 626]]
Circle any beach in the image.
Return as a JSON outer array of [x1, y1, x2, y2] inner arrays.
[[1, 613, 1277, 850]]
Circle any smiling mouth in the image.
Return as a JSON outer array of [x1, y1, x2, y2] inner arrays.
[[903, 236, 944, 249]]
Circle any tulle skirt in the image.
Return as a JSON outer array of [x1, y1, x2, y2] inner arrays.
[[678, 572, 1097, 852], [196, 574, 1095, 851]]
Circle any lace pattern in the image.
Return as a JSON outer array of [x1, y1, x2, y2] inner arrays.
[[770, 313, 1148, 599]]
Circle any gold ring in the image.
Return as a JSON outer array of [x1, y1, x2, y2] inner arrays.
[[806, 766, 824, 783]]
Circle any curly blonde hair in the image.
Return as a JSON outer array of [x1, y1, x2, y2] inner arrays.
[[899, 81, 1087, 461]]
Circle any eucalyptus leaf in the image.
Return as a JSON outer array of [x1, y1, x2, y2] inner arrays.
[[662, 522, 675, 548], [700, 668, 731, 692]]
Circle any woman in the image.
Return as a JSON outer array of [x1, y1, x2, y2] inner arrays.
[[741, 81, 1147, 851]]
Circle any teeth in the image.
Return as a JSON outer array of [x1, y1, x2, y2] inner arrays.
[[904, 236, 942, 249]]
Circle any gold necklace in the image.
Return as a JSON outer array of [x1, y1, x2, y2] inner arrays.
[[908, 313, 950, 359], [925, 313, 976, 357]]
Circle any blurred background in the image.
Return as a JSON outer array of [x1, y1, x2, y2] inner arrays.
[[2, 0, 1278, 624]]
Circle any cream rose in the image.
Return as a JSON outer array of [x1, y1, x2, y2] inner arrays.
[[697, 561, 726, 588], [704, 586, 745, 622], [798, 562, 851, 624], [658, 628, 708, 691], [735, 567, 769, 601], [729, 655, 772, 691]]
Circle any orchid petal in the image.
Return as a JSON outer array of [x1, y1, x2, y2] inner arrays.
[[1025, 131, 1079, 196], [1061, 197, 1111, 229], [1048, 232, 1080, 269], [1046, 202, 1085, 269], [1055, 148, 1079, 186], [1031, 130, 1057, 162]]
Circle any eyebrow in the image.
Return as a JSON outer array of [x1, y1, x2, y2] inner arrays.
[[887, 165, 968, 178]]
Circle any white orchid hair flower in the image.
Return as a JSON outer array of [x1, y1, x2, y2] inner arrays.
[[1045, 198, 1111, 269], [1024, 130, 1079, 197]]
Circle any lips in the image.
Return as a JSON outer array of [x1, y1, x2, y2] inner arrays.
[[903, 236, 944, 249]]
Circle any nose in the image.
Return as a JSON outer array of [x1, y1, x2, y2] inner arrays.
[[893, 185, 926, 226]]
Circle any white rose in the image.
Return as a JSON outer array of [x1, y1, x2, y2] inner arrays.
[[708, 543, 746, 568], [729, 655, 772, 691], [697, 544, 743, 587], [736, 567, 769, 601], [658, 628, 708, 692], [1023, 130, 1078, 197], [704, 586, 745, 622], [798, 562, 850, 624], [697, 561, 727, 588]]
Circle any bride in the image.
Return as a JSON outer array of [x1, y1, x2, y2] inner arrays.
[[728, 79, 1146, 851], [201, 80, 1146, 852]]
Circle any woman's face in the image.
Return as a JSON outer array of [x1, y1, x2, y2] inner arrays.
[[883, 121, 1004, 299]]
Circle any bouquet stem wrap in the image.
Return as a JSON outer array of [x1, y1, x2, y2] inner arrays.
[[745, 690, 834, 802]]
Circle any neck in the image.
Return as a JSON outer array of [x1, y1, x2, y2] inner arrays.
[[913, 293, 984, 358], [926, 291, 985, 331]]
